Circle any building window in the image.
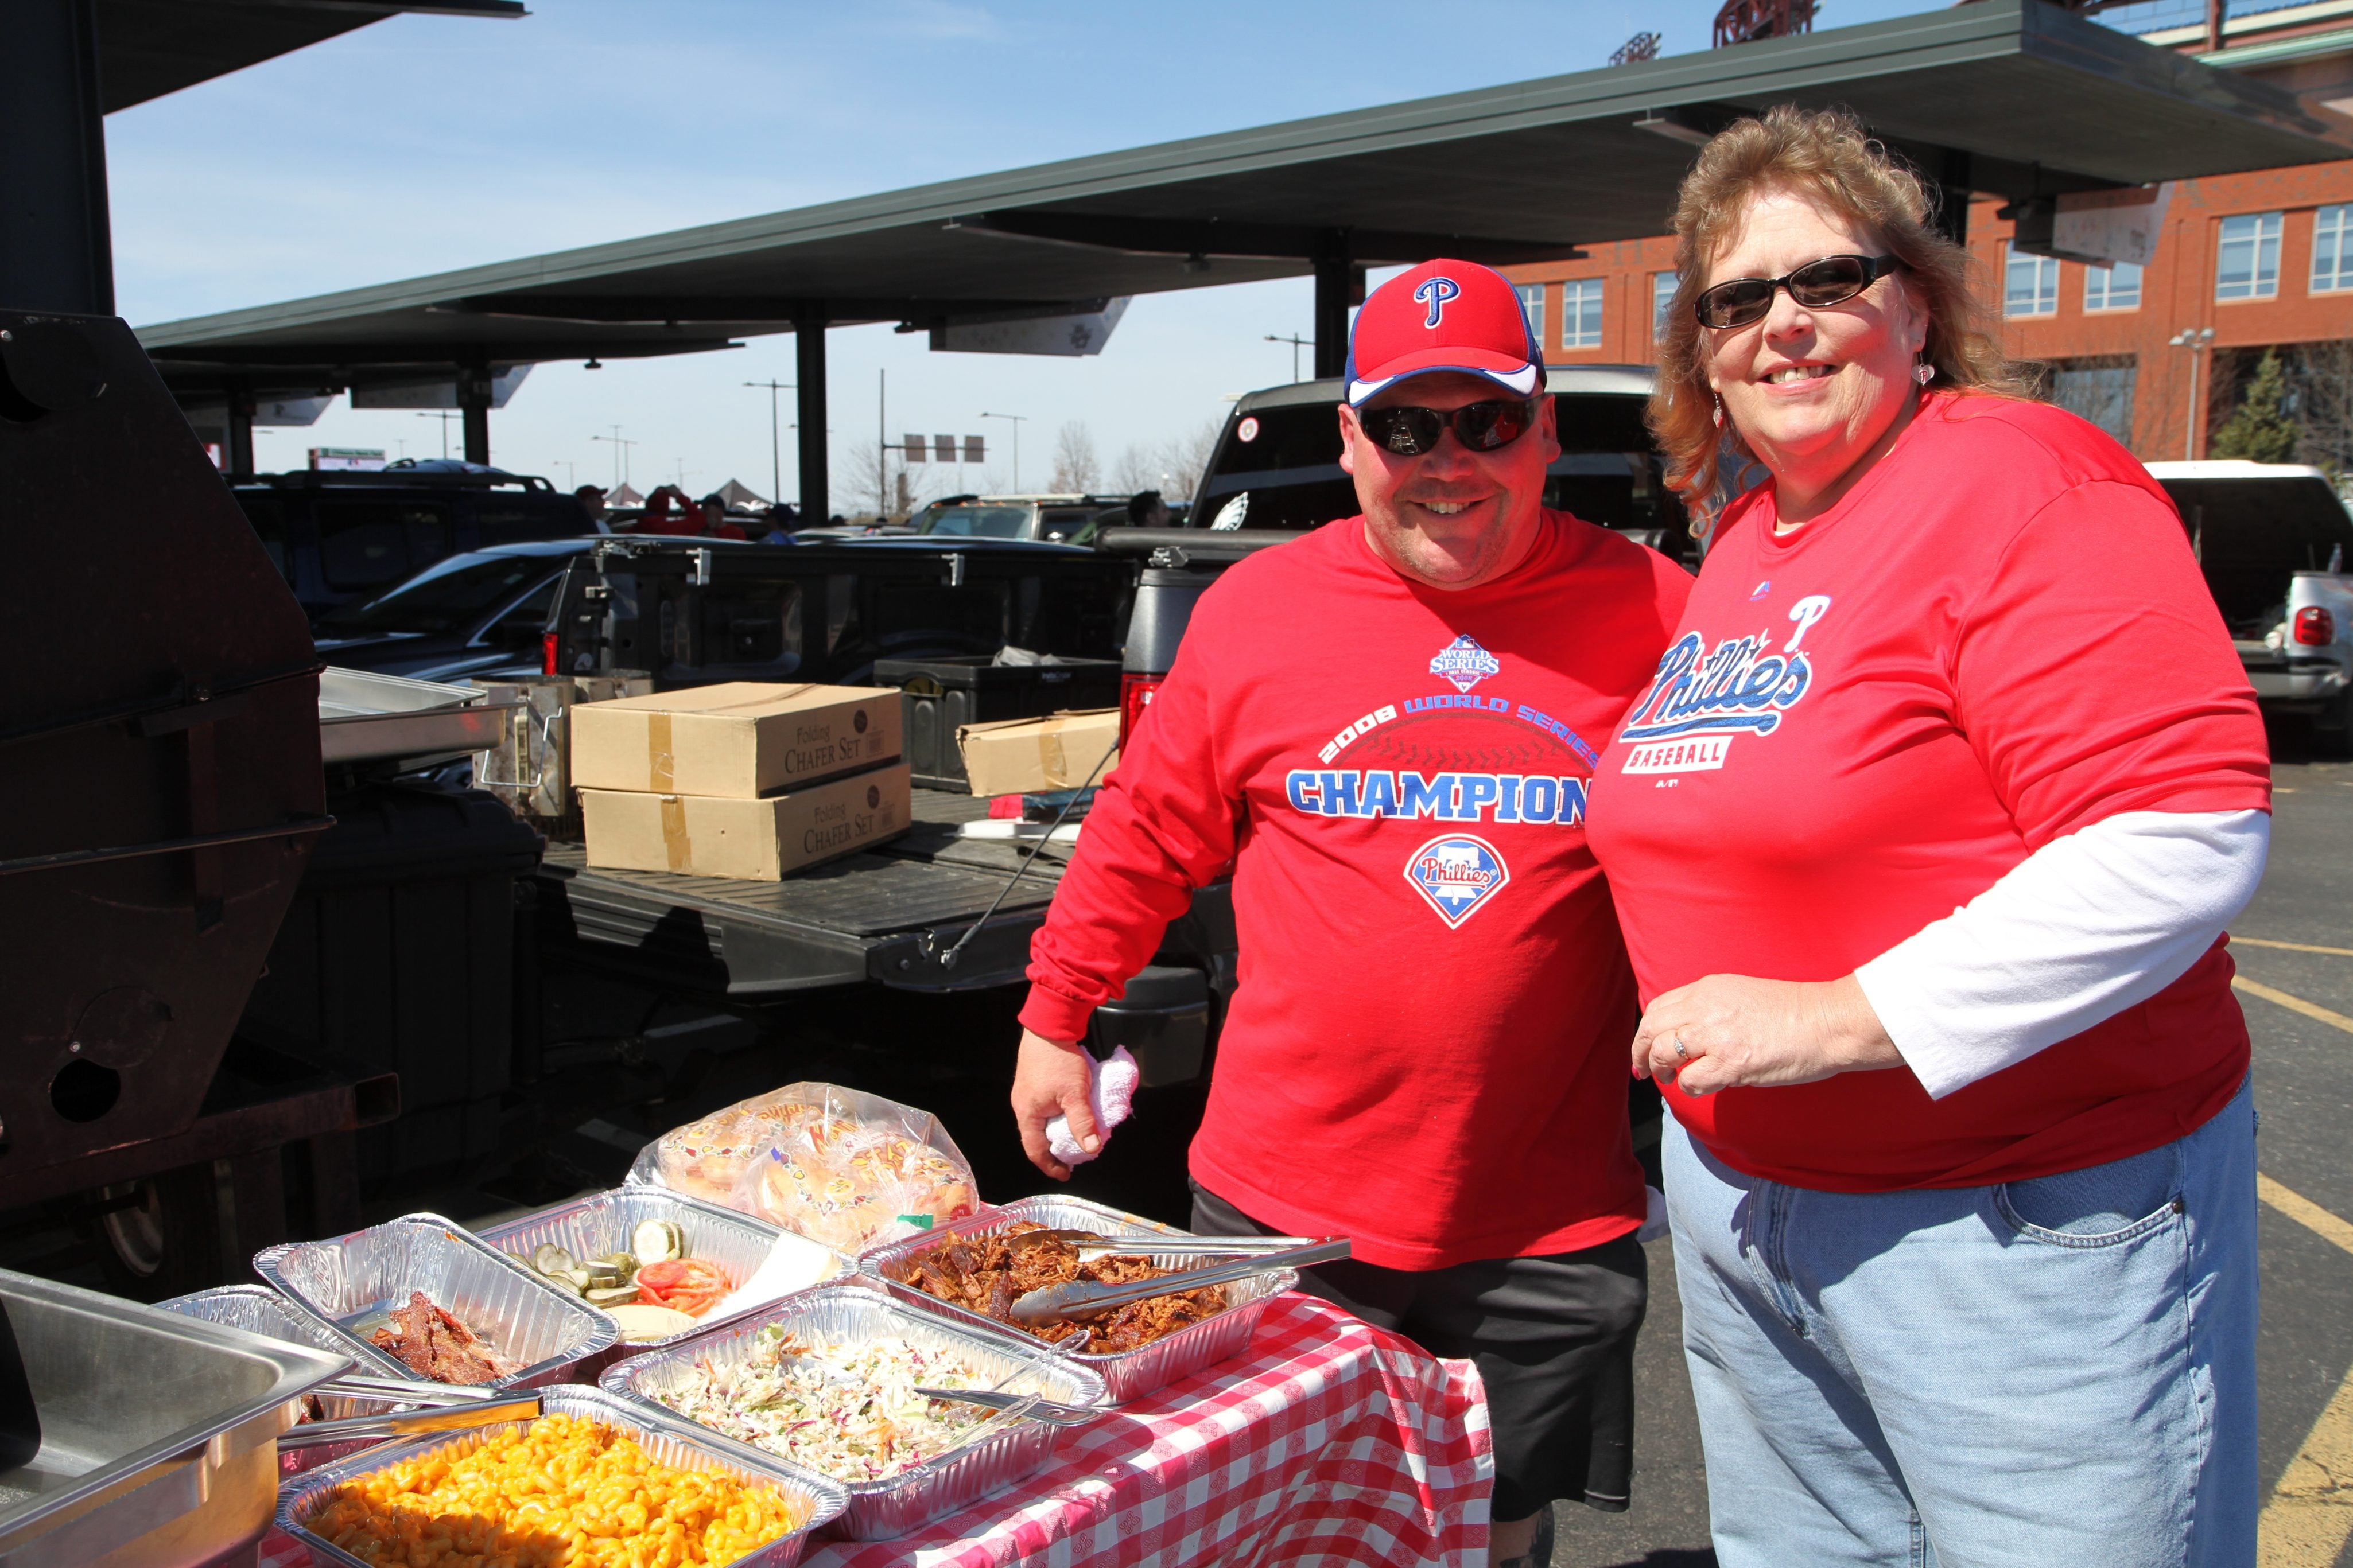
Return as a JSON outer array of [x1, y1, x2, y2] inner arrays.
[[2216, 212, 2282, 301], [1562, 278, 1603, 349], [2084, 261, 2142, 312], [2004, 244, 2058, 317], [1653, 271, 1678, 338], [1515, 283, 1545, 347], [2050, 357, 2138, 446], [2314, 204, 2353, 294]]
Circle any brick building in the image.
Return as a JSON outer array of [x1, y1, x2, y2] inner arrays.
[[1504, 1, 2353, 465]]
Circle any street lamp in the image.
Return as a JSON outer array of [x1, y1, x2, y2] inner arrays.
[[744, 379, 794, 504], [1265, 333, 1311, 383], [980, 411, 1027, 489], [2172, 326, 2216, 460]]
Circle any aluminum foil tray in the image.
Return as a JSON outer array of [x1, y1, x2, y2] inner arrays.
[[600, 1281, 1106, 1540], [863, 1195, 1296, 1404], [475, 1186, 849, 1378], [158, 1285, 405, 1476], [254, 1212, 619, 1392], [278, 1383, 847, 1568]]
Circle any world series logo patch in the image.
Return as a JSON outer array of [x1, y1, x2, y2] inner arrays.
[[1430, 635, 1500, 694], [1404, 832, 1511, 928]]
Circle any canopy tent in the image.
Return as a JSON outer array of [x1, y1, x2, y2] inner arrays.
[[132, 0, 2353, 516], [714, 479, 772, 511]]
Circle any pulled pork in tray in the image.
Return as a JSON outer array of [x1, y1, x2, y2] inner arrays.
[[368, 1290, 518, 1386], [896, 1221, 1225, 1352]]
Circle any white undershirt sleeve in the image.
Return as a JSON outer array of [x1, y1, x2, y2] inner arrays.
[[1853, 809, 2269, 1100]]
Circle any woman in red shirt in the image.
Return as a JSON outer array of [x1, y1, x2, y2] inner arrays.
[[1584, 107, 2269, 1567]]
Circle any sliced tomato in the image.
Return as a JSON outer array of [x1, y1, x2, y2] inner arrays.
[[636, 1258, 730, 1316]]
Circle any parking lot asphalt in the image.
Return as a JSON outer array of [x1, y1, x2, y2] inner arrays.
[[1547, 740, 2353, 1568]]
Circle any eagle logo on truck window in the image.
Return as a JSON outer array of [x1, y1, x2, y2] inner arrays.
[[1405, 833, 1511, 928], [1430, 634, 1501, 694]]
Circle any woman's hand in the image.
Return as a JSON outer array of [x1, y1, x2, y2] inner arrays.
[[1631, 974, 1904, 1095]]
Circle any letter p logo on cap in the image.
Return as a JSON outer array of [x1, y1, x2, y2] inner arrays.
[[1414, 276, 1462, 328]]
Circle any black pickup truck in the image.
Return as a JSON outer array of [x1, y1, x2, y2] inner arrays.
[[530, 534, 1235, 1022]]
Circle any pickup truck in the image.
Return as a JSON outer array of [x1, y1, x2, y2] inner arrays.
[[2148, 461, 2353, 753], [531, 534, 1233, 1014]]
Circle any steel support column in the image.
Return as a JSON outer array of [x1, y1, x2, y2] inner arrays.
[[1313, 234, 1354, 381], [0, 0, 113, 314], [795, 308, 829, 523], [459, 360, 492, 466], [226, 386, 257, 477]]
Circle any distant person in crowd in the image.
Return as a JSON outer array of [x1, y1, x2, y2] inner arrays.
[[699, 494, 747, 540], [573, 484, 607, 528], [1583, 106, 2269, 1567], [631, 485, 700, 536], [759, 503, 801, 544], [1011, 259, 1692, 1568], [1125, 488, 1170, 528]]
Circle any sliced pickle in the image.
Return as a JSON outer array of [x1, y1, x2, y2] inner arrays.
[[632, 1219, 685, 1266], [542, 1273, 583, 1297], [585, 1285, 640, 1306], [531, 1243, 576, 1277]]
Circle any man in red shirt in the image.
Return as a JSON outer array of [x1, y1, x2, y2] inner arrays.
[[1010, 260, 1691, 1563]]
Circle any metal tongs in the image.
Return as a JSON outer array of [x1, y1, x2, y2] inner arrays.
[[1067, 1234, 1319, 1260], [907, 1386, 1102, 1426], [1007, 1238, 1352, 1326], [278, 1379, 542, 1451]]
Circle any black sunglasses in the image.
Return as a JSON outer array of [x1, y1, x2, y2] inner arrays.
[[1358, 398, 1539, 457], [1693, 254, 1903, 330]]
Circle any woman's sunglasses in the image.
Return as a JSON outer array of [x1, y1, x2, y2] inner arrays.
[[1692, 254, 1903, 330], [1358, 397, 1539, 457]]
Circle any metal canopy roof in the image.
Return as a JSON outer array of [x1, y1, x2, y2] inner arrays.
[[99, 0, 526, 113], [139, 0, 2352, 402]]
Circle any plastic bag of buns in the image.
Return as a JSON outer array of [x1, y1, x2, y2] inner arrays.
[[628, 1083, 979, 1254]]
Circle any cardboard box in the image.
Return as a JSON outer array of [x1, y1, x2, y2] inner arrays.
[[581, 764, 912, 881], [571, 682, 902, 798], [956, 708, 1120, 797]]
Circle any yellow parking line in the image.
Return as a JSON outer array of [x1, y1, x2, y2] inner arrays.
[[2235, 937, 2353, 958], [2233, 976, 2353, 1036], [2257, 1175, 2353, 1566]]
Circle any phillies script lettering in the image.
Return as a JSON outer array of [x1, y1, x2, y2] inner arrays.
[[1619, 630, 1812, 744]]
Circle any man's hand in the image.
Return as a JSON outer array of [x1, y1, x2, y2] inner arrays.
[[1630, 973, 1904, 1096], [1012, 1029, 1100, 1180]]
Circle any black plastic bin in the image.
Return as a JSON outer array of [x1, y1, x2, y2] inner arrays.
[[873, 655, 1122, 791], [238, 783, 544, 1189]]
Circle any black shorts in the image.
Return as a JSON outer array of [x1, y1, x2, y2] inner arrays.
[[1190, 1180, 1645, 1520]]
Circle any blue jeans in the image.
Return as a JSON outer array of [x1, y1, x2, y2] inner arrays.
[[1663, 1076, 2257, 1568]]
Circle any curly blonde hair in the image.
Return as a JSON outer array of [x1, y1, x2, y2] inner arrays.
[[1649, 104, 2025, 504]]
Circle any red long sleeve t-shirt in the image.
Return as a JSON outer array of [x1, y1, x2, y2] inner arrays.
[[1020, 512, 1691, 1269]]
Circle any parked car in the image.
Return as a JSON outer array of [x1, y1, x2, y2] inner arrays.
[[798, 495, 1129, 546], [312, 538, 597, 683], [2149, 460, 2353, 750], [231, 460, 596, 621], [1185, 366, 1695, 562]]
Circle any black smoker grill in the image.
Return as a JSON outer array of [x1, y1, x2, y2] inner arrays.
[[0, 310, 382, 1290]]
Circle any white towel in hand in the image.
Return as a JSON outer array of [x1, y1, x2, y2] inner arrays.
[[1047, 1046, 1141, 1166]]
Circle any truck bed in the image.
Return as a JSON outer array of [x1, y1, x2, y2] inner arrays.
[[535, 787, 1203, 995]]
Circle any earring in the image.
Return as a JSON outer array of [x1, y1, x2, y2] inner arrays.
[[1712, 395, 1725, 429], [1913, 362, 1937, 386]]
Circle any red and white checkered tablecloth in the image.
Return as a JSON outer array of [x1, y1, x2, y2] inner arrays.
[[260, 1292, 1492, 1568]]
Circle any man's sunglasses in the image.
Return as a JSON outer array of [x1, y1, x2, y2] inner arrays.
[[1358, 398, 1539, 457], [1692, 254, 1903, 330]]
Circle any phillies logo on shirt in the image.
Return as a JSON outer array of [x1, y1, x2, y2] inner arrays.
[[1404, 833, 1510, 928], [1430, 635, 1501, 693], [1617, 597, 1835, 774]]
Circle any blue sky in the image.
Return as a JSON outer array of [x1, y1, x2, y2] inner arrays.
[[108, 0, 1950, 504]]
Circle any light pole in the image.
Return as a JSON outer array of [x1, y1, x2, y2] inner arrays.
[[744, 379, 793, 503], [2172, 326, 2216, 460], [591, 426, 635, 488], [1265, 332, 1311, 383], [980, 411, 1027, 490], [416, 410, 459, 458]]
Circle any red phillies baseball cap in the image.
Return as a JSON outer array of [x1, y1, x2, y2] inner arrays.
[[1344, 259, 1546, 407]]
